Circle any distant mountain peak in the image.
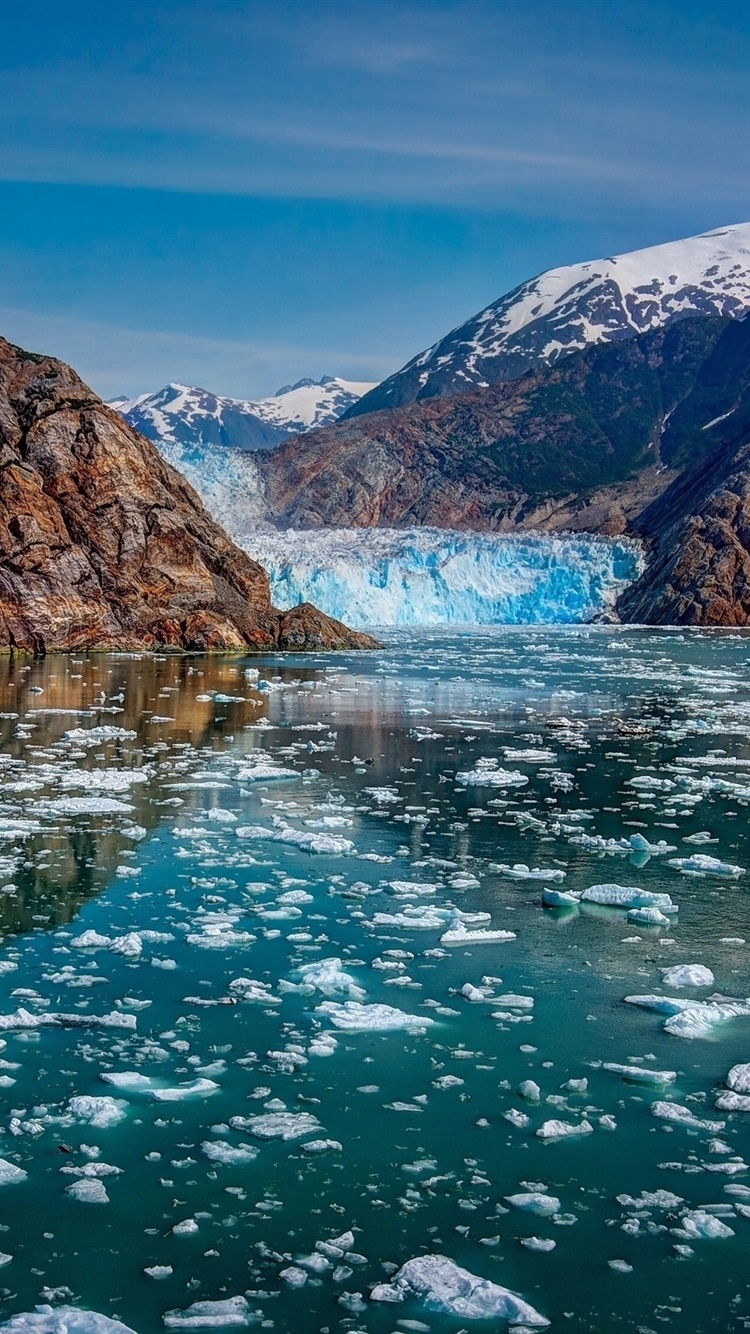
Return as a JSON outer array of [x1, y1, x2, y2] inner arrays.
[[346, 221, 750, 418], [110, 374, 378, 456]]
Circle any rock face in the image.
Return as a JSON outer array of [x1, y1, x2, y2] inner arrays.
[[347, 222, 750, 417], [0, 338, 377, 652], [617, 430, 750, 625]]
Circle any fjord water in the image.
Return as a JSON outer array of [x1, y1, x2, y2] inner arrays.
[[0, 629, 749, 1333]]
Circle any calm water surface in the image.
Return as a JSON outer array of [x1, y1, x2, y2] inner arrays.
[[0, 628, 749, 1333]]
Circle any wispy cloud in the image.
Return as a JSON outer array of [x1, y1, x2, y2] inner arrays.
[[0, 305, 399, 400]]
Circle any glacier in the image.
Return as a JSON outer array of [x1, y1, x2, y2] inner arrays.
[[239, 527, 644, 627]]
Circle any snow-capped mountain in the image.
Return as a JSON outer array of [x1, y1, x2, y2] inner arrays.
[[346, 222, 750, 417], [111, 375, 377, 453]]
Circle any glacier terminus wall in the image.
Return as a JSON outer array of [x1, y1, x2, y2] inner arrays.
[[239, 528, 644, 628]]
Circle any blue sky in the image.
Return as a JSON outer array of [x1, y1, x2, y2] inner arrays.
[[2, 0, 750, 398]]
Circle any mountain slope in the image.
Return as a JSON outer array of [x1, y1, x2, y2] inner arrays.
[[260, 316, 749, 533], [113, 376, 377, 454], [0, 338, 376, 652], [346, 223, 750, 417]]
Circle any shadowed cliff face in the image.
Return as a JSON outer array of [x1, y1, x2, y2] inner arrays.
[[0, 338, 377, 652]]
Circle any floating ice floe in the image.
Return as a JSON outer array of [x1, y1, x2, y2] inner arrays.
[[542, 887, 580, 908], [580, 884, 678, 912], [229, 1111, 322, 1141], [661, 964, 715, 988], [517, 1080, 541, 1102], [536, 1120, 593, 1141], [600, 1063, 677, 1085], [67, 1096, 127, 1129], [667, 854, 745, 878], [369, 1253, 549, 1326], [236, 762, 299, 783], [201, 1140, 259, 1165], [284, 958, 365, 1000], [0, 1158, 26, 1185], [494, 864, 566, 882], [505, 1192, 560, 1215], [569, 833, 676, 856], [162, 1297, 255, 1328], [624, 994, 750, 1039], [316, 1001, 434, 1032], [66, 1179, 109, 1204], [440, 921, 517, 946], [236, 822, 354, 855], [0, 1308, 136, 1334], [672, 1210, 735, 1240], [715, 1063, 750, 1112], [151, 1079, 219, 1102], [651, 1101, 725, 1132], [456, 761, 528, 789]]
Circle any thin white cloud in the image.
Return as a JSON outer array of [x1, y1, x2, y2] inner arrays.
[[0, 305, 398, 400]]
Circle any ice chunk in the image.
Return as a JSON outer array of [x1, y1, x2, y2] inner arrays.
[[536, 1120, 593, 1141], [625, 994, 750, 1038], [727, 1063, 750, 1093], [673, 1210, 735, 1240], [369, 1253, 548, 1325], [288, 958, 365, 1001], [144, 1267, 173, 1280], [601, 1063, 676, 1085], [667, 855, 745, 877], [581, 884, 677, 912], [231, 1111, 321, 1141], [300, 1139, 342, 1154], [236, 823, 353, 855], [0, 1008, 135, 1033], [67, 1097, 127, 1129], [456, 763, 528, 789], [661, 964, 715, 988], [201, 1140, 259, 1165], [280, 1266, 308, 1287], [505, 1192, 561, 1215], [162, 1297, 255, 1327], [440, 923, 516, 946], [495, 864, 566, 882], [542, 887, 580, 908], [0, 1308, 136, 1333], [171, 1219, 199, 1235], [651, 1101, 725, 1132], [151, 1079, 219, 1102], [66, 1179, 109, 1204], [316, 1001, 434, 1032], [627, 907, 671, 925], [517, 1080, 541, 1102], [0, 1158, 26, 1185]]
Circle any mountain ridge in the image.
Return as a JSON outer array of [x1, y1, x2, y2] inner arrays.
[[112, 375, 377, 455], [346, 222, 750, 418]]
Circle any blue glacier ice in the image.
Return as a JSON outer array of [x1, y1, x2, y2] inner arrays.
[[240, 527, 644, 627]]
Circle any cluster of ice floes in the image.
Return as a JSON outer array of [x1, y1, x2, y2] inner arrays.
[[3, 640, 750, 1329]]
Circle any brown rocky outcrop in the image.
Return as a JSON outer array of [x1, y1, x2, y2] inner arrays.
[[616, 431, 750, 625], [0, 338, 377, 652]]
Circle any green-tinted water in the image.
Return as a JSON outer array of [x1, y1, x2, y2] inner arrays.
[[0, 628, 749, 1333]]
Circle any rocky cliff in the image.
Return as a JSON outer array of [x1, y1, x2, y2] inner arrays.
[[0, 338, 377, 652]]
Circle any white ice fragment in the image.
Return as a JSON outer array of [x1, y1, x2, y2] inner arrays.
[[661, 965, 715, 988], [231, 1111, 321, 1141], [581, 884, 677, 912], [0, 1158, 26, 1185], [288, 958, 365, 1000], [144, 1267, 173, 1280], [608, 1260, 633, 1273], [67, 1097, 127, 1129], [505, 1192, 561, 1216], [66, 1179, 109, 1204], [667, 855, 745, 877], [201, 1140, 259, 1165], [456, 763, 528, 789], [0, 1308, 136, 1333], [301, 1139, 342, 1154], [162, 1297, 255, 1327], [521, 1237, 556, 1252], [280, 1266, 308, 1287], [316, 1001, 433, 1032], [673, 1210, 735, 1240], [536, 1120, 593, 1141], [602, 1063, 676, 1085], [151, 1079, 219, 1102], [440, 922, 516, 946], [369, 1253, 548, 1326], [171, 1218, 199, 1235], [517, 1080, 541, 1103], [651, 1101, 725, 1132]]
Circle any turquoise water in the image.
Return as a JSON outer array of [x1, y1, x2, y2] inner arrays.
[[0, 629, 749, 1332]]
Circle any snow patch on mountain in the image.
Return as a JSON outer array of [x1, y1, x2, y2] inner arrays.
[[111, 376, 377, 453], [237, 527, 643, 627], [348, 222, 750, 415]]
